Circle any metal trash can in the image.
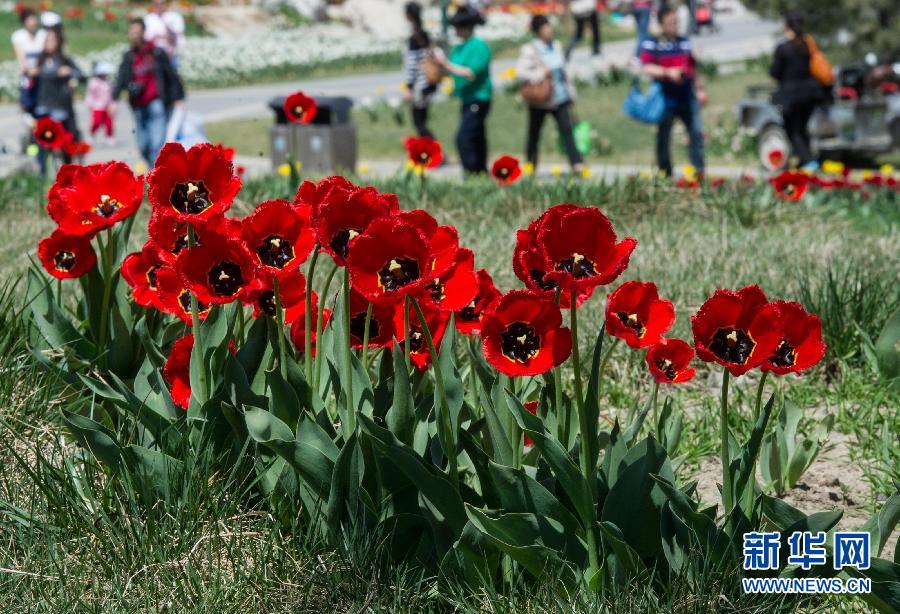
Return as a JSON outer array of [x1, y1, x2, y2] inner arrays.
[[269, 96, 357, 174]]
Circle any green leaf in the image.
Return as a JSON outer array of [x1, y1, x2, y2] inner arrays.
[[385, 346, 415, 445], [127, 445, 184, 502], [484, 375, 513, 466], [860, 492, 900, 559], [486, 460, 581, 531], [600, 436, 673, 559], [359, 414, 467, 535], [26, 268, 95, 358], [581, 327, 606, 475], [245, 409, 336, 502], [845, 558, 900, 613], [507, 393, 593, 531], [464, 505, 581, 590], [437, 320, 464, 434], [266, 367, 302, 429], [729, 393, 775, 512], [62, 411, 125, 471], [874, 305, 900, 379], [598, 521, 646, 586], [223, 354, 268, 409], [326, 433, 364, 537]]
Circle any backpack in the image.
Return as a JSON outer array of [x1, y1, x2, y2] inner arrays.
[[805, 35, 834, 87]]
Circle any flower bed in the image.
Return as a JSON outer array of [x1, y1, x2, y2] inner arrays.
[[23, 139, 900, 609]]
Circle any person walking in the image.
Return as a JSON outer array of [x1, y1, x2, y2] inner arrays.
[[112, 19, 185, 165], [11, 7, 46, 117], [565, 0, 601, 60], [435, 6, 492, 175], [632, 0, 653, 56], [770, 12, 826, 170], [143, 0, 186, 66], [640, 7, 706, 177], [403, 2, 436, 139], [31, 28, 82, 171], [86, 62, 116, 145], [518, 15, 584, 173]]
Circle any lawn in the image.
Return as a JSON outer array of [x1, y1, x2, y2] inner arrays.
[[208, 67, 768, 169], [1, 165, 898, 610]]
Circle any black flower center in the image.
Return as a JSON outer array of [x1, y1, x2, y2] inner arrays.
[[54, 250, 76, 271], [529, 269, 557, 291], [257, 290, 277, 317], [709, 327, 756, 365], [500, 321, 541, 364], [616, 311, 645, 337], [498, 167, 509, 177], [43, 130, 54, 141], [330, 228, 359, 259], [655, 357, 678, 381], [769, 340, 796, 367], [404, 329, 424, 353], [171, 181, 212, 215], [457, 298, 479, 322], [178, 290, 209, 315], [377, 257, 420, 291], [207, 261, 244, 297], [428, 279, 445, 302], [350, 312, 379, 343], [173, 232, 189, 254], [256, 235, 294, 269], [556, 252, 597, 278], [294, 105, 306, 119], [94, 194, 122, 218], [146, 265, 159, 290], [418, 152, 430, 164]]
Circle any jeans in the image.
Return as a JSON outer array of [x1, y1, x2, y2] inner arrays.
[[133, 98, 168, 165], [411, 105, 434, 139], [526, 102, 583, 170], [633, 8, 651, 55], [456, 99, 491, 174], [656, 97, 705, 176], [565, 12, 601, 59], [783, 104, 815, 166]]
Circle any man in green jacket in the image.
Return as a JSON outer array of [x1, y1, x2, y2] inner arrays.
[[437, 6, 492, 174]]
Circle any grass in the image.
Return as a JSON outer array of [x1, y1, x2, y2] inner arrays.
[[0, 172, 897, 609], [208, 67, 769, 169]]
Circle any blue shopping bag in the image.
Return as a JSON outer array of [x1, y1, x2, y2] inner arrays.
[[623, 79, 665, 125]]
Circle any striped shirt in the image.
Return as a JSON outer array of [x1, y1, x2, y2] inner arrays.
[[405, 33, 433, 106], [640, 35, 696, 105]]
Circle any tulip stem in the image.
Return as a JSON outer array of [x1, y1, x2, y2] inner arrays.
[[236, 303, 245, 349], [304, 248, 320, 390], [411, 297, 457, 492], [313, 260, 339, 394], [187, 225, 207, 403], [650, 380, 660, 432], [274, 276, 288, 380], [553, 367, 568, 448], [570, 288, 600, 582], [744, 370, 770, 515], [403, 295, 412, 372], [96, 228, 114, 369], [341, 268, 355, 435], [360, 301, 373, 369], [720, 369, 733, 514]]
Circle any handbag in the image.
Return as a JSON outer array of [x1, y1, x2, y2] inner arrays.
[[421, 52, 446, 87], [623, 78, 665, 124], [804, 35, 834, 87], [520, 78, 553, 106]]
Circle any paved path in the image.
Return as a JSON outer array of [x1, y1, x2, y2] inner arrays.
[[0, 1, 777, 177]]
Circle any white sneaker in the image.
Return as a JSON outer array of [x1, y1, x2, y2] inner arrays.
[[106, 136, 116, 147]]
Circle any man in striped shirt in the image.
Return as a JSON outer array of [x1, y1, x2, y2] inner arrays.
[[640, 6, 706, 177]]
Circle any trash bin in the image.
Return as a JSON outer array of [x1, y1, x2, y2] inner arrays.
[[269, 96, 357, 174]]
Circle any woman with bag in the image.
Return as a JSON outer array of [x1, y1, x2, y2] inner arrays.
[[770, 11, 828, 170], [518, 15, 584, 174], [403, 2, 437, 139]]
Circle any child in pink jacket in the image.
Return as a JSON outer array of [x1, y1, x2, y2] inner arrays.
[[85, 61, 115, 143]]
